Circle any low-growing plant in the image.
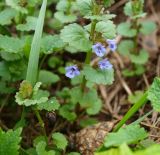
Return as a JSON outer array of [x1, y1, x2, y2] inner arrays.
[[117, 0, 156, 77], [0, 0, 160, 155]]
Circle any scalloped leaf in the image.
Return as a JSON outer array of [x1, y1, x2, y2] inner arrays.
[[36, 141, 56, 155], [104, 125, 148, 148], [60, 23, 92, 51], [0, 35, 24, 53], [16, 16, 37, 31], [83, 65, 114, 85], [41, 35, 65, 54], [117, 22, 137, 37], [0, 128, 22, 155], [52, 132, 68, 150], [140, 21, 157, 35], [76, 0, 92, 16], [37, 97, 60, 111], [130, 49, 149, 64], [96, 21, 116, 39], [147, 77, 160, 112], [0, 8, 17, 25], [38, 70, 60, 85], [54, 11, 77, 23]]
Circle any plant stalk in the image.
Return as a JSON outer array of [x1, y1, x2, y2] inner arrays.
[[81, 19, 97, 91]]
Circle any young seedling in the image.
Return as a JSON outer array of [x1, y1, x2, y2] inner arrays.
[[117, 0, 156, 77]]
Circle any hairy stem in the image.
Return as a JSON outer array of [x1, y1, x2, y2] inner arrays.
[[34, 108, 48, 142], [81, 20, 97, 91]]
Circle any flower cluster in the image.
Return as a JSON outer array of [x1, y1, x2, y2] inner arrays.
[[92, 39, 117, 71], [65, 39, 116, 79]]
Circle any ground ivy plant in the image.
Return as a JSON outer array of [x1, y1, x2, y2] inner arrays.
[[0, 0, 160, 155], [0, 0, 117, 154], [117, 0, 156, 77]]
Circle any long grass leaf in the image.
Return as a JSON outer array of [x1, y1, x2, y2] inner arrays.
[[26, 0, 47, 85]]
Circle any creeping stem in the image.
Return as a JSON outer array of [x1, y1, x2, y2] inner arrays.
[[81, 20, 97, 91]]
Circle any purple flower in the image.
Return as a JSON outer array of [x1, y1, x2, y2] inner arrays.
[[98, 59, 113, 70], [65, 65, 80, 78], [92, 43, 106, 57], [107, 39, 117, 52]]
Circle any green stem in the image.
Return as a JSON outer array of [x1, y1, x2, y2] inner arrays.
[[34, 108, 48, 142], [133, 19, 139, 55], [81, 20, 97, 91], [113, 92, 148, 132], [66, 0, 72, 15]]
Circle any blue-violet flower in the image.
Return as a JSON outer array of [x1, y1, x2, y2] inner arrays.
[[92, 43, 106, 57], [65, 65, 80, 78], [98, 59, 113, 70], [107, 39, 117, 52]]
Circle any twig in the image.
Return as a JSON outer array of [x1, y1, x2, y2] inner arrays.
[[116, 69, 132, 95], [99, 85, 113, 113]]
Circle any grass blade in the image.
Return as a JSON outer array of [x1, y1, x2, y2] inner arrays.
[[26, 0, 47, 85], [113, 92, 148, 132]]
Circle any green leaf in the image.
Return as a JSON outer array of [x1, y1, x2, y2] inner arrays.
[[117, 22, 137, 37], [60, 23, 92, 52], [0, 128, 22, 155], [26, 0, 47, 85], [96, 21, 116, 39], [0, 61, 11, 80], [104, 124, 148, 148], [124, 1, 146, 19], [128, 91, 144, 104], [56, 0, 76, 12], [83, 65, 114, 85], [134, 65, 145, 75], [0, 81, 15, 94], [147, 77, 160, 112], [118, 40, 134, 56], [59, 104, 77, 122], [84, 14, 116, 21], [54, 11, 77, 23], [76, 0, 92, 16], [124, 1, 133, 17], [130, 49, 149, 64], [140, 21, 157, 35], [38, 70, 59, 85], [37, 97, 60, 111], [96, 144, 160, 155], [80, 89, 102, 115], [0, 8, 17, 25], [16, 16, 37, 31], [0, 35, 24, 53], [6, 0, 28, 14], [15, 82, 48, 106], [135, 144, 160, 155], [41, 35, 65, 54], [95, 143, 133, 155], [70, 87, 83, 104], [0, 51, 22, 61], [52, 132, 68, 150], [79, 118, 98, 127], [122, 65, 145, 77], [56, 0, 69, 12], [33, 136, 46, 147], [48, 57, 61, 68], [36, 141, 56, 155], [104, 0, 115, 8]]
